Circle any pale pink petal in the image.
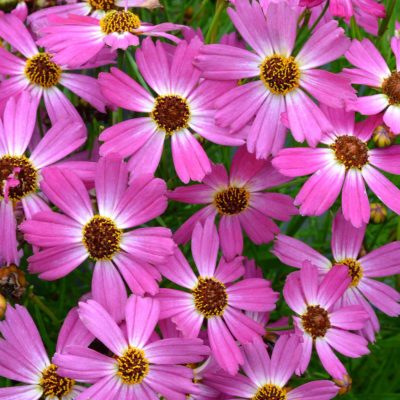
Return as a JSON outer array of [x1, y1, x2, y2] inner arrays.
[[359, 242, 400, 277], [383, 105, 400, 134]]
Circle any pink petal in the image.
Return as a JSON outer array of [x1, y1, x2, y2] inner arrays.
[[315, 339, 347, 380], [325, 328, 369, 358], [219, 215, 243, 261], [359, 242, 400, 277]]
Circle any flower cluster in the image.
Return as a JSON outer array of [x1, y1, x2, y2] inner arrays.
[[0, 0, 399, 399]]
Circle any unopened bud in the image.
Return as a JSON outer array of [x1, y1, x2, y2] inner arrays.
[[333, 374, 352, 395], [0, 294, 6, 318], [370, 203, 387, 224], [373, 125, 395, 148], [0, 264, 27, 300]]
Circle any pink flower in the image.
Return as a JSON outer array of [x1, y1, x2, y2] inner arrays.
[[283, 261, 370, 379], [0, 304, 90, 399], [98, 37, 243, 183], [0, 93, 85, 265], [28, 0, 161, 32], [344, 38, 400, 134], [0, 13, 107, 124], [204, 335, 339, 400], [272, 106, 400, 227], [169, 146, 297, 259], [274, 210, 400, 342], [300, 0, 385, 20], [195, 1, 355, 158], [21, 155, 175, 308], [156, 219, 278, 375], [37, 8, 183, 67], [54, 295, 210, 400]]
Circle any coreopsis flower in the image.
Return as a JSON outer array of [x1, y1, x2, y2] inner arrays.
[[283, 261, 369, 379], [272, 106, 400, 227], [28, 0, 160, 32], [344, 38, 400, 134], [99, 37, 242, 183], [0, 93, 85, 265], [21, 155, 175, 300], [204, 335, 339, 400], [0, 13, 107, 123], [0, 305, 89, 400], [157, 218, 278, 375], [54, 296, 210, 399], [37, 6, 183, 67], [274, 210, 400, 342], [169, 146, 297, 259], [195, 1, 355, 158]]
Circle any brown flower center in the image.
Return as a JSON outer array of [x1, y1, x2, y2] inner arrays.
[[151, 95, 191, 135], [192, 277, 228, 318], [40, 364, 75, 398], [214, 186, 250, 216], [331, 135, 369, 169], [116, 347, 149, 385], [301, 305, 331, 339], [82, 215, 122, 261], [334, 258, 363, 287], [252, 384, 287, 400], [24, 53, 62, 88], [382, 71, 400, 105], [88, 0, 114, 11], [260, 55, 300, 95], [0, 155, 38, 201], [100, 10, 141, 34]]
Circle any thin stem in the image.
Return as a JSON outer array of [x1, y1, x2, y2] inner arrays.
[[378, 0, 396, 36], [29, 293, 59, 325], [205, 0, 226, 44], [266, 325, 293, 332]]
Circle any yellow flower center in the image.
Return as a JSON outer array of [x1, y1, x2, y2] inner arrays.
[[0, 155, 38, 201], [252, 384, 287, 400], [100, 10, 141, 34], [116, 347, 150, 385], [214, 186, 250, 216], [40, 364, 75, 398], [192, 277, 228, 318], [260, 55, 300, 95], [331, 135, 369, 169], [151, 95, 191, 135], [82, 215, 122, 261], [24, 53, 62, 88], [88, 0, 114, 11], [334, 258, 363, 287]]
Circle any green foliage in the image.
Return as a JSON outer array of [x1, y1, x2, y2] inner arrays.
[[1, 0, 400, 397]]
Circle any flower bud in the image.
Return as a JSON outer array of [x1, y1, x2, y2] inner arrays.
[[0, 264, 27, 301], [0, 294, 6, 318], [373, 125, 395, 148], [333, 374, 352, 395], [370, 203, 387, 224]]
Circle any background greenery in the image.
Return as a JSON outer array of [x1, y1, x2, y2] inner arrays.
[[1, 0, 400, 398]]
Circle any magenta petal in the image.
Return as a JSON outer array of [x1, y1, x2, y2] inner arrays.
[[219, 215, 243, 261], [207, 317, 243, 375], [0, 386, 42, 400], [287, 380, 339, 400], [359, 242, 400, 277], [362, 164, 400, 215], [296, 163, 345, 217], [325, 328, 369, 358], [369, 146, 400, 175], [0, 201, 19, 265], [329, 306, 369, 330], [273, 234, 331, 271], [315, 339, 347, 380], [331, 210, 365, 261], [92, 260, 127, 323]]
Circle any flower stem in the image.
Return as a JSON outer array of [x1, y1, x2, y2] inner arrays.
[[205, 0, 227, 44], [378, 0, 396, 37], [29, 292, 59, 325]]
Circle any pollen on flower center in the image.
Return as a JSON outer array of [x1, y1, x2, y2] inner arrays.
[[24, 53, 62, 88], [116, 346, 150, 385], [214, 186, 250, 216], [301, 305, 331, 339], [252, 384, 287, 400], [88, 0, 114, 11], [100, 10, 141, 34], [40, 364, 75, 398], [192, 277, 228, 318], [82, 215, 122, 261], [260, 54, 300, 95], [151, 95, 191, 135], [331, 135, 369, 169], [0, 155, 38, 201], [335, 258, 363, 287], [382, 71, 400, 105]]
